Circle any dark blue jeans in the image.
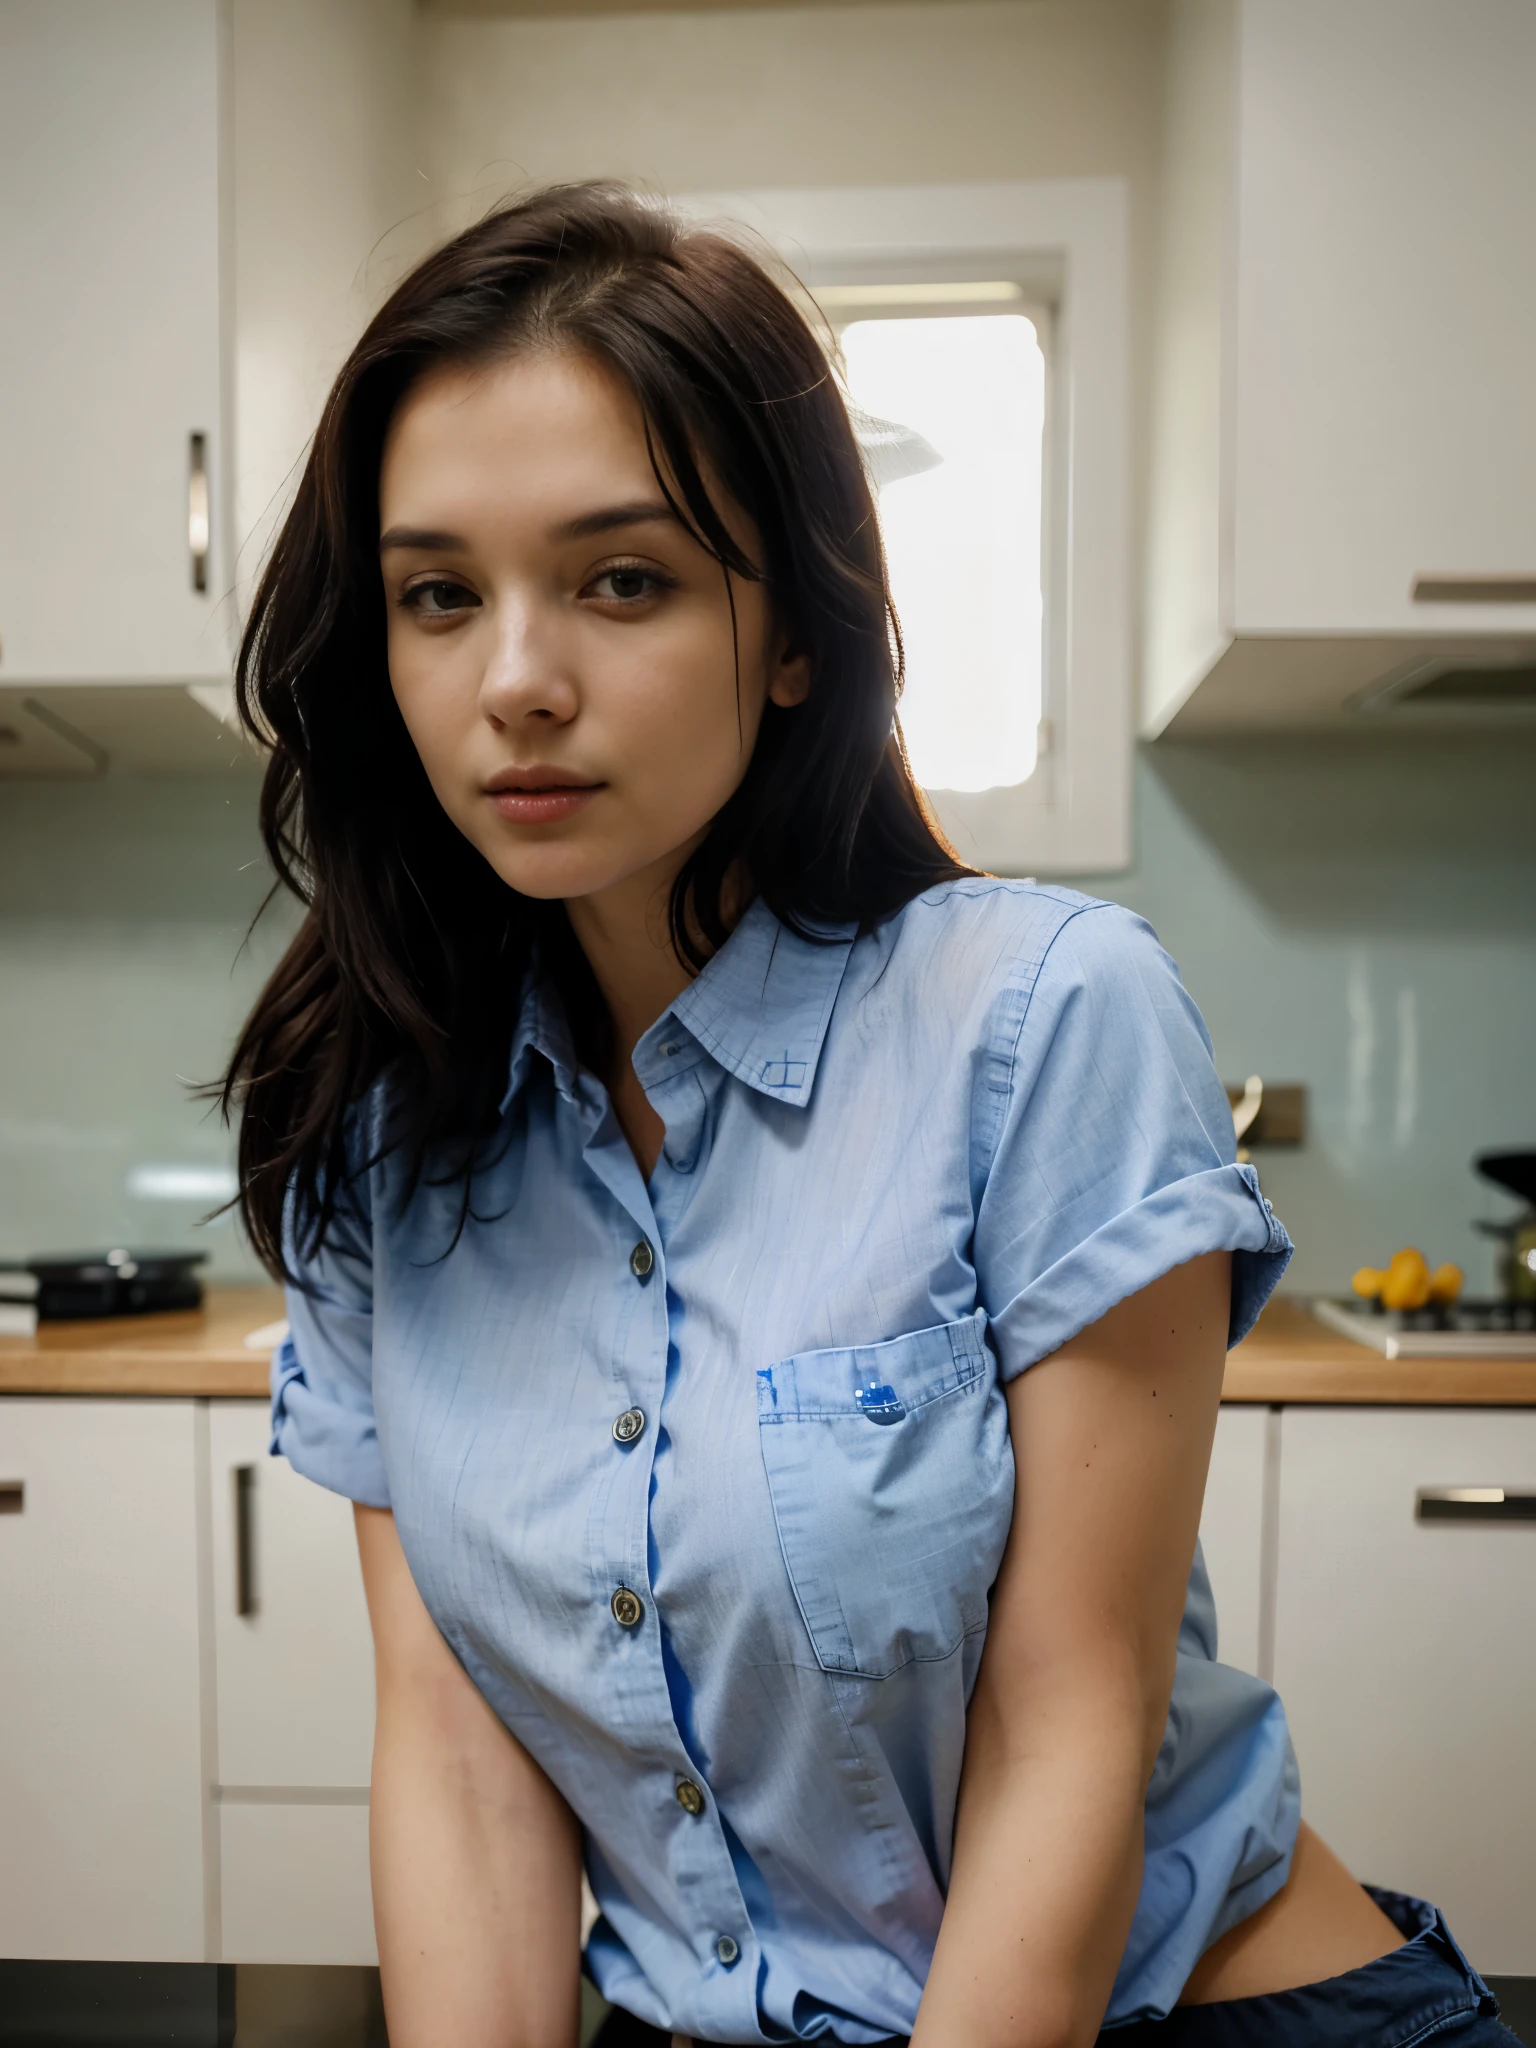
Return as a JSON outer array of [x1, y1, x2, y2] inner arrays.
[[590, 1888, 1526, 2046], [1101, 1889, 1523, 2046]]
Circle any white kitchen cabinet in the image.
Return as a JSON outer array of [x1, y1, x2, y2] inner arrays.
[[208, 1402, 375, 1790], [0, 1400, 208, 1961], [207, 1402, 376, 1965], [1273, 1406, 1536, 1973], [220, 1803, 377, 1967], [1146, 0, 1536, 734], [1199, 1403, 1271, 1678], [0, 0, 228, 687]]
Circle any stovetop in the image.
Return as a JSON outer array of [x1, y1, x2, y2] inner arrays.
[[1313, 1297, 1536, 1358]]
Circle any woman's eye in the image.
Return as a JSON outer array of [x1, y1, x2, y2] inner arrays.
[[589, 565, 665, 603], [400, 580, 478, 617]]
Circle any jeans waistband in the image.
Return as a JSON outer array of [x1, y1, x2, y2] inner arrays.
[[1102, 1887, 1502, 2047]]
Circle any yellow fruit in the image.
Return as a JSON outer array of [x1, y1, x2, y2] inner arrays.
[[1352, 1266, 1387, 1299], [1428, 1262, 1463, 1305], [1380, 1247, 1431, 1312]]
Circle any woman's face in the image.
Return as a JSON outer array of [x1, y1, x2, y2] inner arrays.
[[380, 348, 808, 909]]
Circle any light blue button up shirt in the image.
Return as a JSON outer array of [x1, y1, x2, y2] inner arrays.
[[275, 880, 1298, 2042]]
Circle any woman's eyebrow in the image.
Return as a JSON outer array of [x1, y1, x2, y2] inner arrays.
[[555, 500, 678, 542], [379, 526, 468, 554], [378, 503, 680, 556]]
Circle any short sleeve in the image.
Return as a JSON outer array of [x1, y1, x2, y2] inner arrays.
[[974, 901, 1292, 1379], [270, 1144, 389, 1509]]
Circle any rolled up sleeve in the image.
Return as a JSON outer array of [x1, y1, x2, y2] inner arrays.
[[975, 902, 1292, 1379], [271, 1153, 389, 1508]]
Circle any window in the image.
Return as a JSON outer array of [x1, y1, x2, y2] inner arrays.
[[820, 285, 1047, 794], [681, 181, 1131, 872]]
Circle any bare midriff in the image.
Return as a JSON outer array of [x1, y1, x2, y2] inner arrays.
[[1179, 1822, 1406, 2006]]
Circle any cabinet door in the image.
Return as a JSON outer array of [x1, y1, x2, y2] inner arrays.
[[1234, 0, 1536, 636], [0, 1399, 206, 1961], [220, 1804, 377, 1966], [208, 1403, 375, 1789], [1198, 1405, 1269, 1678], [1273, 1407, 1536, 1973], [0, 0, 226, 683]]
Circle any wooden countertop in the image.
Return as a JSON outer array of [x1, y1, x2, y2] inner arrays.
[[1219, 1297, 1536, 1405], [0, 1286, 281, 1396], [1, 1289, 1534, 1404]]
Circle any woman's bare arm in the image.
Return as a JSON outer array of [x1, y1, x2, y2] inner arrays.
[[355, 1505, 584, 2048], [911, 1252, 1232, 2048]]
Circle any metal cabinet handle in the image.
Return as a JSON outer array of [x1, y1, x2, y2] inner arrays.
[[0, 1481, 22, 1515], [234, 1464, 257, 1614], [188, 431, 210, 594], [1417, 1487, 1536, 1523], [1412, 574, 1536, 604]]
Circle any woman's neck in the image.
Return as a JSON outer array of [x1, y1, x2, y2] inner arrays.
[[562, 857, 703, 1179], [565, 876, 694, 1072]]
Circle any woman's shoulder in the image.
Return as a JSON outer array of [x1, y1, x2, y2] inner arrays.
[[869, 876, 1170, 1021]]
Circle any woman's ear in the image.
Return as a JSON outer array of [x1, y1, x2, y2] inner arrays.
[[767, 644, 811, 708]]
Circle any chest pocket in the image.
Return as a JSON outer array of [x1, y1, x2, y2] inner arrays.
[[755, 1312, 1014, 1680]]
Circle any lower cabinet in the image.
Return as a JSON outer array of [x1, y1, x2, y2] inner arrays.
[[0, 1400, 208, 1961], [207, 1401, 376, 1963], [4, 1392, 1534, 1977], [1198, 1403, 1271, 1678], [0, 1395, 375, 1965], [1273, 1407, 1536, 1974], [219, 1802, 376, 1966]]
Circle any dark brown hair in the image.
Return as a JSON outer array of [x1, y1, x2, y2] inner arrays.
[[222, 181, 968, 1277]]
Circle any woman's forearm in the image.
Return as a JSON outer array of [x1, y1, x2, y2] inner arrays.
[[911, 1645, 1156, 2048], [357, 1506, 584, 2048], [370, 1685, 584, 2048]]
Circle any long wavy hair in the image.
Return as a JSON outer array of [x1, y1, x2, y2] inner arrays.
[[222, 182, 969, 1277]]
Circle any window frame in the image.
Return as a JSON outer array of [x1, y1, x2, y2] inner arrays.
[[678, 180, 1131, 874]]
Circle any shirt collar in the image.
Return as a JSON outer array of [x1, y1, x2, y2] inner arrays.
[[500, 961, 580, 1113], [499, 898, 857, 1116], [663, 896, 857, 1109]]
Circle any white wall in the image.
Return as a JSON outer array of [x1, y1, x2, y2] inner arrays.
[[419, 0, 1165, 201], [415, 0, 1167, 674]]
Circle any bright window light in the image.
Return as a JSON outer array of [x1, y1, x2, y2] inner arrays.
[[839, 313, 1045, 793]]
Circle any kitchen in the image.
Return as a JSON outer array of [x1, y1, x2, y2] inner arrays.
[[2, 1, 1535, 2043]]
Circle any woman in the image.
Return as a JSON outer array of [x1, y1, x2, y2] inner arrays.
[[224, 185, 1516, 2048]]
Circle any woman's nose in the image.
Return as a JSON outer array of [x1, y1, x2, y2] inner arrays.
[[477, 596, 579, 728]]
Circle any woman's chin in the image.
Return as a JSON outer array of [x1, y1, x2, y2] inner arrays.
[[481, 845, 635, 906]]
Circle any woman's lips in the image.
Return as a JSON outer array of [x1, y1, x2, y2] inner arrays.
[[487, 783, 601, 825]]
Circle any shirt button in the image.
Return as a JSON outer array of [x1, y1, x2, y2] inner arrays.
[[629, 1239, 654, 1280], [610, 1587, 644, 1629], [714, 1934, 740, 1967], [612, 1406, 646, 1445], [675, 1777, 706, 1817]]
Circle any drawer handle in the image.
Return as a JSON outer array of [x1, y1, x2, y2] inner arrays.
[[189, 431, 210, 594], [1417, 1487, 1536, 1523], [234, 1464, 258, 1615], [0, 1480, 22, 1515], [1411, 574, 1536, 604]]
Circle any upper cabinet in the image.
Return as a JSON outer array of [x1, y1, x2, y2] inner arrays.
[[0, 0, 229, 687], [1145, 0, 1536, 735]]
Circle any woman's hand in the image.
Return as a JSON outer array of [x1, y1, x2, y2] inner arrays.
[[355, 1505, 584, 2048], [911, 1252, 1232, 2048]]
